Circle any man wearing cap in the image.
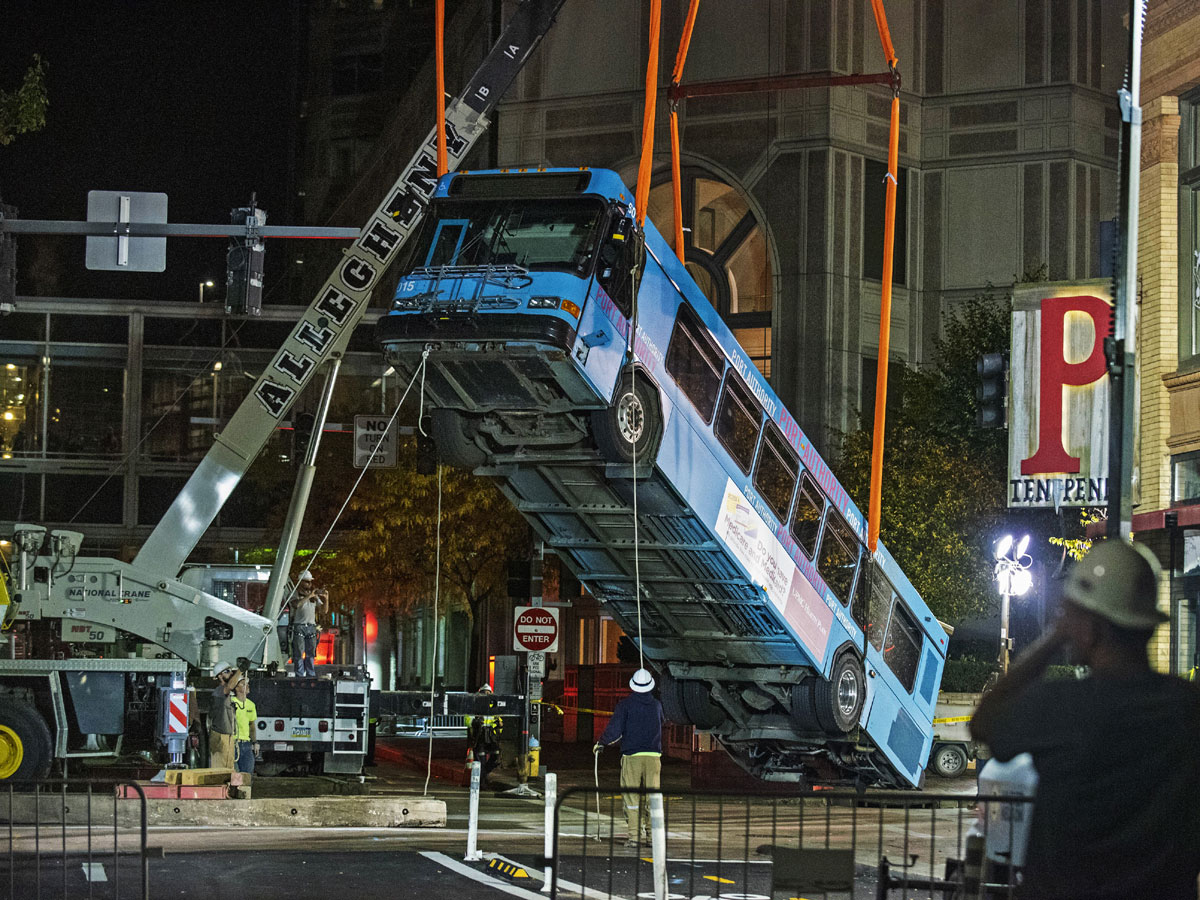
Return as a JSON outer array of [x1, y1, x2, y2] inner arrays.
[[209, 662, 244, 769], [971, 540, 1200, 899], [290, 571, 326, 677], [594, 668, 664, 848]]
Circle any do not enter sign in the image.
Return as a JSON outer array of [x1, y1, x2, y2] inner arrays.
[[513, 606, 559, 653]]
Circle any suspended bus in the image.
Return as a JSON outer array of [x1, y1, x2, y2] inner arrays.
[[376, 167, 947, 788]]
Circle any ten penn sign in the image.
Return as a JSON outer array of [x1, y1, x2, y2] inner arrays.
[[1008, 280, 1124, 510]]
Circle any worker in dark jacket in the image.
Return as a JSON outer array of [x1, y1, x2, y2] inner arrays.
[[971, 540, 1200, 900], [594, 668, 664, 848]]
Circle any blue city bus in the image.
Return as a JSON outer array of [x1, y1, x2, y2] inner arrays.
[[376, 167, 948, 788]]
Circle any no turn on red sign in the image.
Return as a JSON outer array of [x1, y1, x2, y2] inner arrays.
[[513, 606, 559, 653]]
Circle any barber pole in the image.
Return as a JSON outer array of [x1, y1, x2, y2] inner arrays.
[[168, 691, 188, 734]]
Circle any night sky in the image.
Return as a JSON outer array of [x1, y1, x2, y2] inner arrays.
[[2, 4, 302, 302]]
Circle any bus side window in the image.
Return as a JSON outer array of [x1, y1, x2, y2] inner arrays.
[[789, 472, 823, 559], [665, 304, 725, 424], [817, 511, 859, 605], [855, 568, 893, 652], [882, 601, 922, 693], [714, 372, 762, 474], [596, 214, 635, 318], [753, 424, 799, 522]]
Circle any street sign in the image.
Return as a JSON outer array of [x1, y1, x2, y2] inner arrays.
[[513, 606, 559, 653], [353, 415, 398, 468], [85, 190, 167, 272], [527, 651, 546, 678]]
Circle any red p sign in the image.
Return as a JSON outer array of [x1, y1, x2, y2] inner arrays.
[[1020, 295, 1111, 475]]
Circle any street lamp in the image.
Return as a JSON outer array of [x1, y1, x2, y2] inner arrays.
[[198, 279, 214, 303], [993, 534, 1033, 675]]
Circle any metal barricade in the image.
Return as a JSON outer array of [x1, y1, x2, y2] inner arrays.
[[1, 780, 149, 900], [550, 786, 1033, 899]]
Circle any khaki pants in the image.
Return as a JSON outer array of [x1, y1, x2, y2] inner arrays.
[[209, 730, 235, 769], [620, 754, 661, 839]]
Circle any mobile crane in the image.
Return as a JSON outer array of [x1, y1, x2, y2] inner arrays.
[[0, 0, 564, 782]]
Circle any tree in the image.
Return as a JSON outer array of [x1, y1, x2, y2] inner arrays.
[[835, 288, 1012, 623], [317, 438, 528, 683], [0, 56, 48, 146]]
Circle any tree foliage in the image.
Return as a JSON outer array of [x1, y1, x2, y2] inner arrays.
[[834, 288, 1013, 624], [0, 56, 48, 147]]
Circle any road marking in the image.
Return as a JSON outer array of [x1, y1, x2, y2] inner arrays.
[[702, 875, 735, 883], [421, 851, 546, 900], [488, 851, 632, 900]]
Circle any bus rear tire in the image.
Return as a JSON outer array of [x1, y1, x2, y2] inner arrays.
[[430, 409, 486, 469], [0, 696, 53, 782], [812, 653, 866, 735], [592, 369, 662, 467], [681, 681, 725, 730], [659, 672, 689, 725]]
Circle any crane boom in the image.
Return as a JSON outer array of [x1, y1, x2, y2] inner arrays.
[[134, 0, 566, 577]]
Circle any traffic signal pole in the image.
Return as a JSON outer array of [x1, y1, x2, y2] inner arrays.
[[1106, 0, 1146, 541]]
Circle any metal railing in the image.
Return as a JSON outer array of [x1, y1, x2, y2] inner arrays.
[[550, 786, 1033, 899], [2, 780, 149, 900]]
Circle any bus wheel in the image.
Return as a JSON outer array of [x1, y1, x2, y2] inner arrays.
[[789, 680, 822, 733], [930, 743, 969, 778], [659, 672, 689, 725], [0, 697, 52, 782], [681, 680, 726, 730], [592, 369, 661, 466], [429, 409, 486, 469], [813, 653, 866, 734]]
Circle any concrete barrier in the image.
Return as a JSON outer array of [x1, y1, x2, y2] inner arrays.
[[3, 793, 446, 828]]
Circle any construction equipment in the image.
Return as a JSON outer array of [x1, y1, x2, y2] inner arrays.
[[0, 0, 564, 781]]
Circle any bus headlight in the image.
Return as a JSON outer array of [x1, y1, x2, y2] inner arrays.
[[528, 296, 560, 309]]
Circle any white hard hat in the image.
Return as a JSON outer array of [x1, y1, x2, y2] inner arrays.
[[1063, 540, 1167, 630], [630, 668, 655, 693], [300, 570, 314, 582], [213, 661, 232, 677], [478, 683, 493, 693]]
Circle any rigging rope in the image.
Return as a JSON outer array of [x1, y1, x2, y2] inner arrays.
[[424, 461, 443, 797], [435, 0, 448, 176], [668, 0, 701, 263]]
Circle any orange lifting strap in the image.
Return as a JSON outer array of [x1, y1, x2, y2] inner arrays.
[[867, 0, 901, 553], [669, 0, 702, 262], [634, 0, 663, 228], [435, 0, 449, 176]]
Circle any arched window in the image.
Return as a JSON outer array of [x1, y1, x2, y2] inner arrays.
[[646, 170, 774, 377]]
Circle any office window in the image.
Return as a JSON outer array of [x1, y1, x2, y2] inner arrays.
[[1179, 90, 1200, 365]]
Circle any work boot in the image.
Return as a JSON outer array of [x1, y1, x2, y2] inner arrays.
[[622, 837, 639, 850]]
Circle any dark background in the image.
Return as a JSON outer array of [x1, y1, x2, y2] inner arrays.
[[1, 3, 303, 302]]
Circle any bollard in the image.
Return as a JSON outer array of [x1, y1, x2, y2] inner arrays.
[[465, 760, 483, 861], [541, 772, 555, 893], [648, 790, 667, 900]]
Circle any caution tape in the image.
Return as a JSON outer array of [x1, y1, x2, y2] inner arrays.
[[534, 700, 616, 717], [932, 715, 973, 725]]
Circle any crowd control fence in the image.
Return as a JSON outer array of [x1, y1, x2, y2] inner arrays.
[[1, 780, 150, 900], [549, 785, 1034, 900]]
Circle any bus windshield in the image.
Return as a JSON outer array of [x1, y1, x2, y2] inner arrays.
[[409, 197, 606, 274]]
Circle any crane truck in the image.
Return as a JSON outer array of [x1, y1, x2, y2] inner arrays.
[[0, 0, 564, 782]]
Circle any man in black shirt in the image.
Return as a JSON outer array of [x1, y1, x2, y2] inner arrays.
[[971, 539, 1200, 899]]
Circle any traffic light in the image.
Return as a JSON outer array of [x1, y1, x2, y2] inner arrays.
[[976, 352, 1008, 429], [292, 412, 316, 463], [226, 205, 266, 317]]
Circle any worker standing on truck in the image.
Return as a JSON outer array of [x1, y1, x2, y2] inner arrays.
[[594, 668, 664, 849], [232, 676, 258, 775], [465, 684, 503, 787], [209, 662, 243, 769], [290, 571, 325, 677], [971, 540, 1200, 900]]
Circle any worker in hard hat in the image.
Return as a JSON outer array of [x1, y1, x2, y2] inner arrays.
[[290, 570, 325, 677], [594, 667, 664, 848], [208, 661, 244, 769], [971, 540, 1200, 900], [465, 683, 503, 787]]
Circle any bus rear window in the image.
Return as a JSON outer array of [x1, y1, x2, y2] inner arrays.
[[883, 601, 922, 693], [790, 472, 823, 558], [818, 512, 859, 605], [753, 425, 798, 521], [714, 374, 761, 474], [666, 305, 725, 423]]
